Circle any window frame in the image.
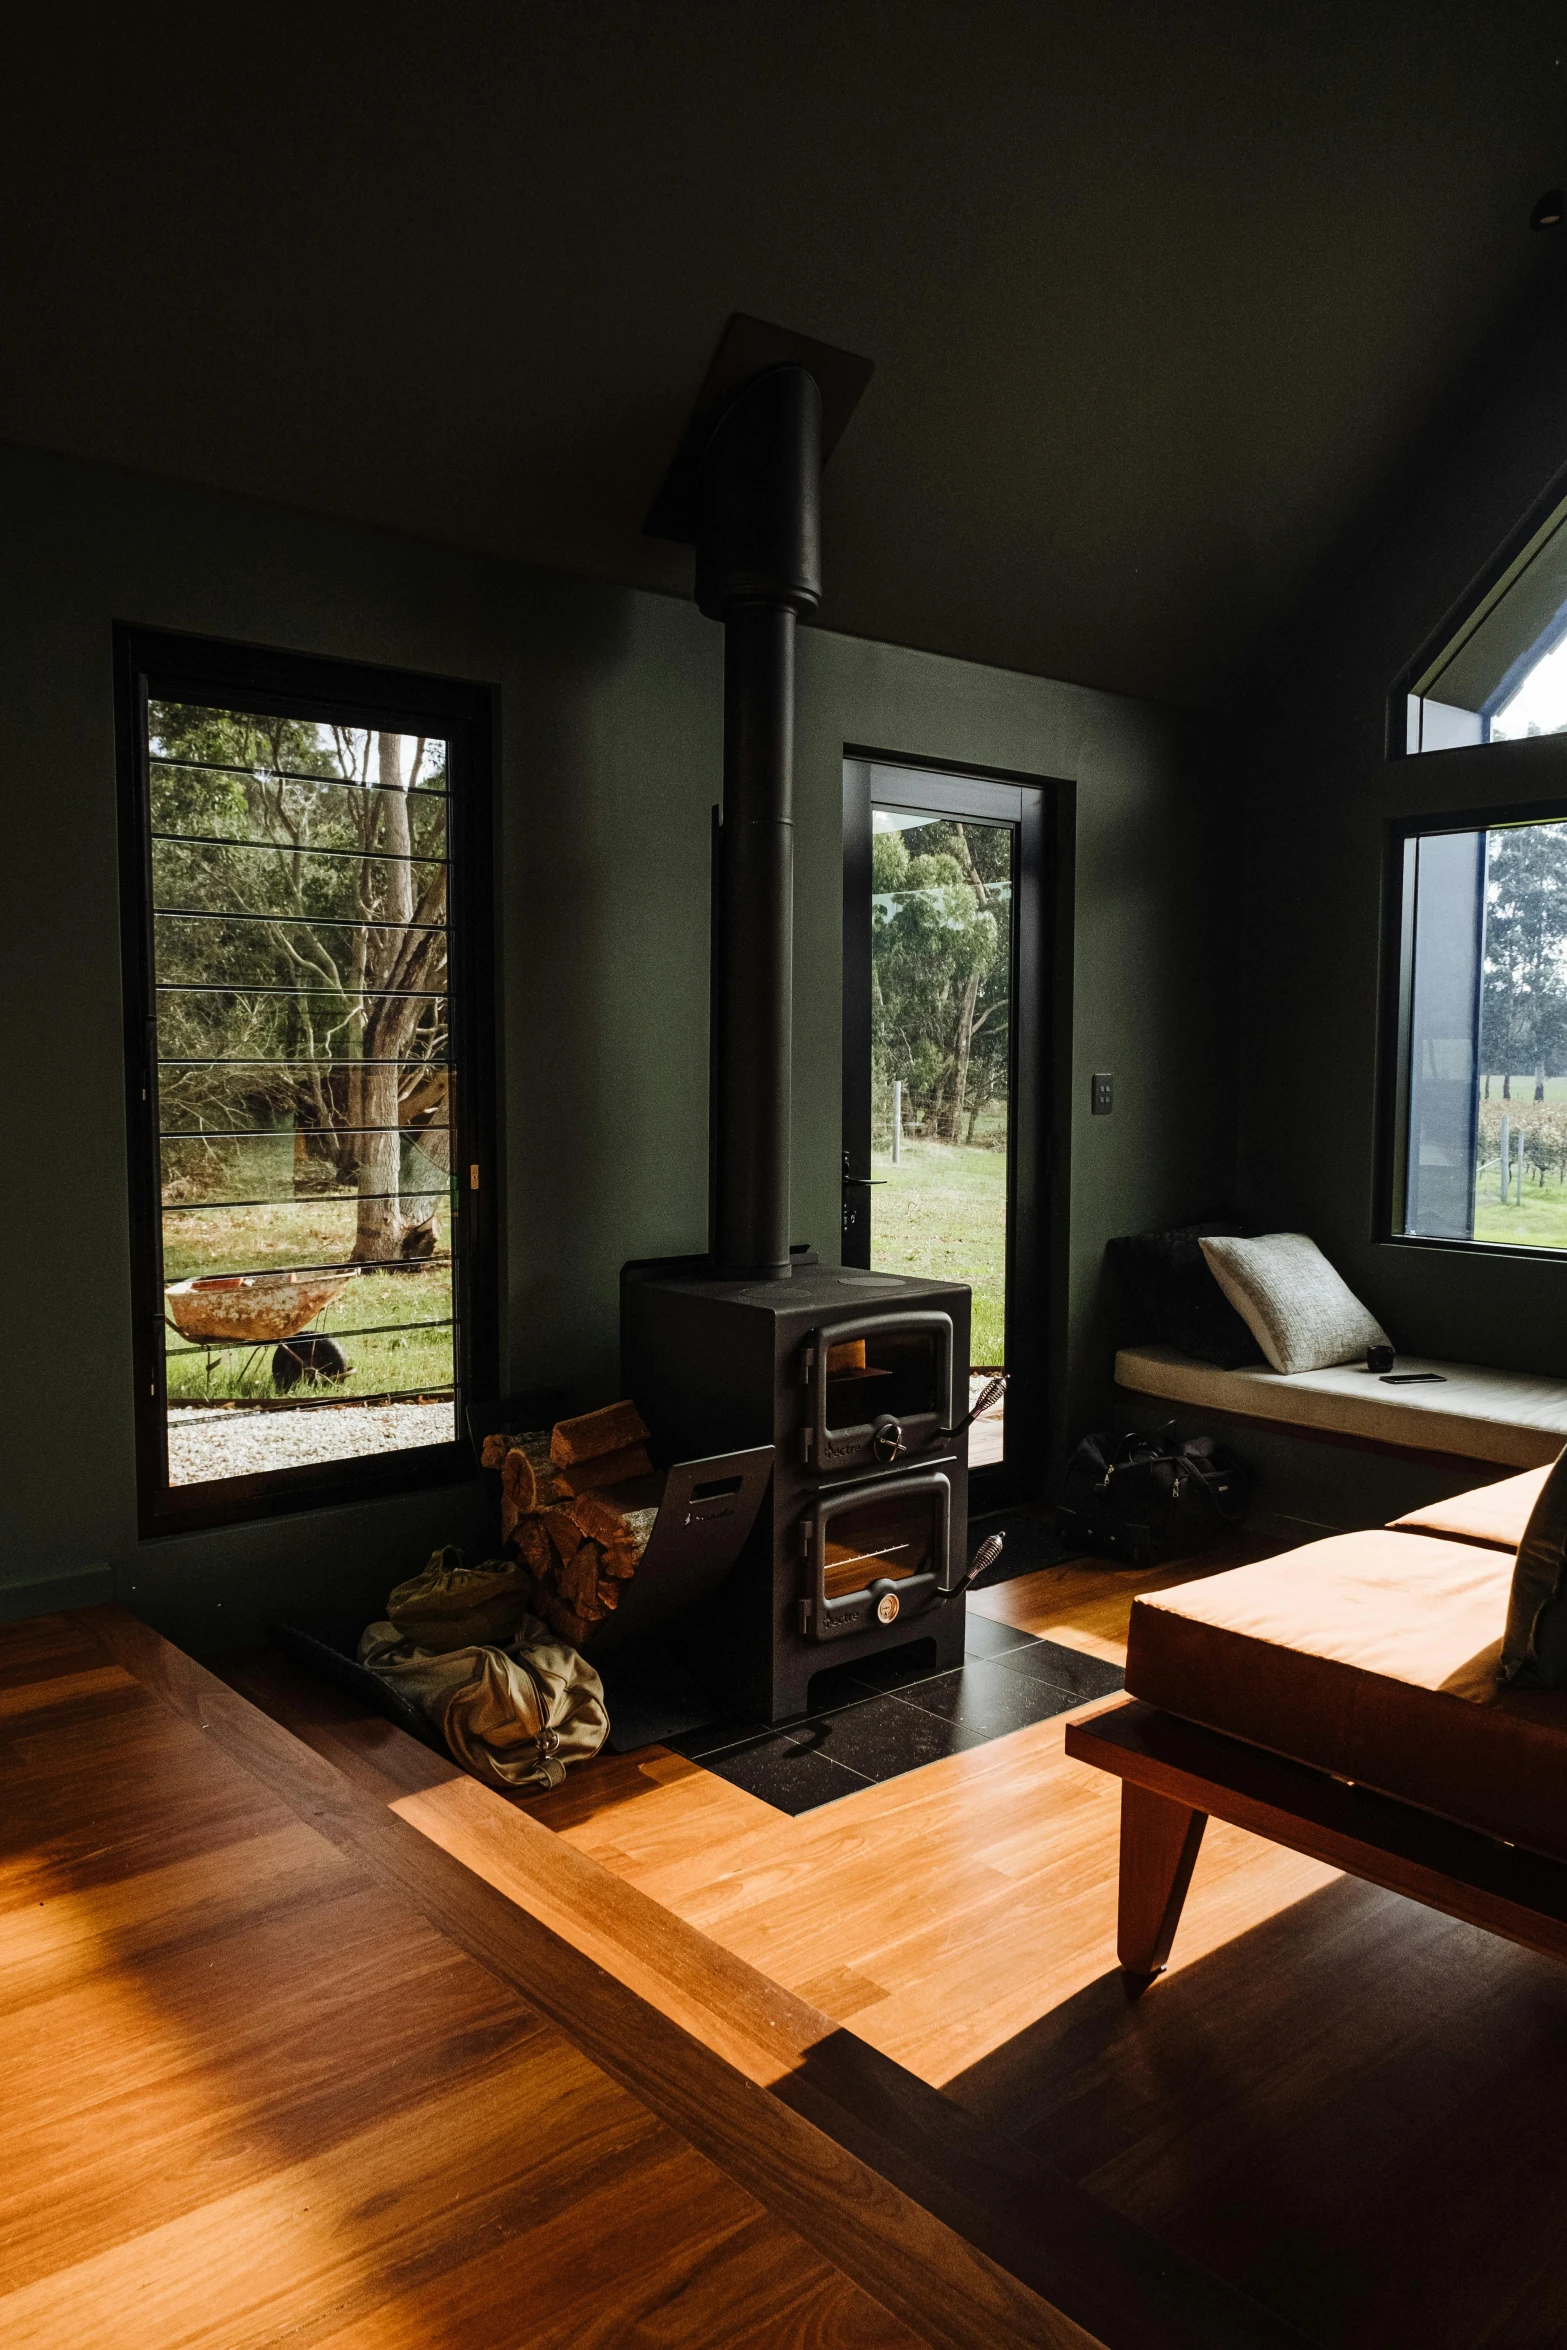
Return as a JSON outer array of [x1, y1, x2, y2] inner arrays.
[[1391, 458, 1567, 762], [1376, 787, 1567, 1263], [115, 625, 499, 1537], [840, 744, 1071, 1511]]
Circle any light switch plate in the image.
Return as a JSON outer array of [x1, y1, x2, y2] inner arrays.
[[1091, 1071, 1114, 1116]]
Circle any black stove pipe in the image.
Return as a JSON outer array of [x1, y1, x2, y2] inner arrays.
[[697, 364, 822, 1280]]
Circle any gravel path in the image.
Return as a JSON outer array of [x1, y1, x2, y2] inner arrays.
[[168, 1399, 458, 1485]]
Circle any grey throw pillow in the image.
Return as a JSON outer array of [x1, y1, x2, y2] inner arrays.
[[1198, 1233, 1391, 1376], [1500, 1446, 1567, 1686]]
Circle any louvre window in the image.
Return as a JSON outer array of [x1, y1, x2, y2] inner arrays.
[[118, 632, 494, 1531]]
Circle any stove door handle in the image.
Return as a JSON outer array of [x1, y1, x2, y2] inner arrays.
[[870, 1413, 907, 1463], [940, 1371, 1008, 1440], [940, 1531, 1004, 1603]]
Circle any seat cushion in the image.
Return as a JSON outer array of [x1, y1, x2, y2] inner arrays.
[[1390, 1464, 1553, 1550], [1125, 1531, 1567, 1865], [1115, 1343, 1567, 1468]]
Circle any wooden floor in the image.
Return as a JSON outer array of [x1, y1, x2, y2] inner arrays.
[[0, 1609, 922, 2350], [17, 1549, 1567, 2347], [487, 1547, 1567, 2350]]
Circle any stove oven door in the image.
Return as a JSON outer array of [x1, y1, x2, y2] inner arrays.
[[801, 1469, 951, 1641], [805, 1310, 955, 1477]]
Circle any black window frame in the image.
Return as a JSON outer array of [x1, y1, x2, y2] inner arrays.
[[841, 745, 1072, 1511], [1376, 787, 1567, 1263], [1390, 458, 1567, 763], [115, 625, 499, 1536]]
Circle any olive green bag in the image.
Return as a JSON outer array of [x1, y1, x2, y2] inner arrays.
[[359, 1547, 610, 1791]]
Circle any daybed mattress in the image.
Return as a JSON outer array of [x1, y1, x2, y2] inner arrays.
[[1126, 1531, 1567, 1866], [1115, 1342, 1567, 1468], [1390, 1464, 1552, 1550]]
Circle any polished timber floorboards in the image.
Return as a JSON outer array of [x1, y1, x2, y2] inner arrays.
[[0, 1609, 922, 2350], [499, 1542, 1567, 2350]]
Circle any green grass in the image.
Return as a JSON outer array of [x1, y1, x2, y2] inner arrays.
[[162, 1198, 455, 1402], [1483, 1077, 1567, 1102], [1473, 1171, 1567, 1252], [869, 1134, 1008, 1362]]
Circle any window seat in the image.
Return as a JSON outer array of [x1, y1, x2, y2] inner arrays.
[[1114, 1342, 1567, 1469]]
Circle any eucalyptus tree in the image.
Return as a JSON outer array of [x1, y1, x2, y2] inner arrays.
[[150, 702, 449, 1263]]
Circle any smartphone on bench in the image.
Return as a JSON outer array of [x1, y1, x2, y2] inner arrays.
[[1381, 1370, 1448, 1384]]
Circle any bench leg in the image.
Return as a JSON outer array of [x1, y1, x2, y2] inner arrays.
[[1117, 1783, 1207, 1979]]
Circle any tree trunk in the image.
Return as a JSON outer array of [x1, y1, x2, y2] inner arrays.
[[1503, 1072, 1512, 1100], [950, 969, 981, 1139], [354, 733, 416, 1261], [1535, 1062, 1547, 1103]]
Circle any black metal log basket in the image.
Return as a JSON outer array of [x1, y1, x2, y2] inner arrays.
[[271, 1436, 775, 1753]]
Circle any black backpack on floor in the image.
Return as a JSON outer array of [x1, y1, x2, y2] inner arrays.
[[1056, 1428, 1250, 1566]]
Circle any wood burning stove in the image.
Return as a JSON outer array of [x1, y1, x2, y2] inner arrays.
[[624, 1255, 971, 1720], [630, 322, 982, 1723]]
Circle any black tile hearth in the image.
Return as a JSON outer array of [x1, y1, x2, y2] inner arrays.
[[989, 1639, 1125, 1705], [601, 1606, 1126, 1815], [889, 1655, 1089, 1743], [664, 1715, 781, 1763], [702, 1729, 873, 1814], [805, 1637, 945, 1711], [691, 1629, 1126, 1812], [789, 1693, 995, 1779], [958, 1613, 1040, 1660]]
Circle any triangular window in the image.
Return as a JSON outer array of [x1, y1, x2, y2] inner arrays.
[[1407, 487, 1567, 752]]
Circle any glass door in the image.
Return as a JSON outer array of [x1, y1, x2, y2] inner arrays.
[[842, 759, 1051, 1504]]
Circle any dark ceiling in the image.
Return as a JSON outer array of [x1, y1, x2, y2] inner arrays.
[[4, 2, 1565, 711]]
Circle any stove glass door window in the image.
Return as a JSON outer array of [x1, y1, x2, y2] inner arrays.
[[823, 1326, 941, 1435], [822, 1480, 938, 1596]]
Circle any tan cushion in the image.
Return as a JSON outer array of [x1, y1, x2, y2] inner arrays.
[[1115, 1342, 1567, 1469], [1199, 1233, 1389, 1374], [1390, 1465, 1553, 1550], [1126, 1531, 1567, 1865]]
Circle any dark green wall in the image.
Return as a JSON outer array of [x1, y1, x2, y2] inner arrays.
[[2, 443, 1234, 1649], [1241, 296, 1567, 1394]]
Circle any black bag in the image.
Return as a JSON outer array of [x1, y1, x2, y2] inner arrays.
[[1056, 1427, 1250, 1566]]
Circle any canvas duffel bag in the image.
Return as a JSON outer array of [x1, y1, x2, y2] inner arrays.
[[359, 1547, 609, 1791]]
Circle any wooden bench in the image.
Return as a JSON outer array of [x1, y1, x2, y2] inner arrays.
[[1067, 1481, 1567, 1984]]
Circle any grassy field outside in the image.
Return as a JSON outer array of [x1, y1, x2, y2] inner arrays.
[[163, 1198, 454, 1402], [1481, 1077, 1567, 1102], [870, 1133, 1008, 1362], [1472, 1177, 1567, 1251]]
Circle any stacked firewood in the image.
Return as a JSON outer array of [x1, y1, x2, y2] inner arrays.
[[479, 1399, 660, 1648]]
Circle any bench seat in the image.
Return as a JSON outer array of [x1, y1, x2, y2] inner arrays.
[[1115, 1341, 1567, 1469], [1126, 1529, 1567, 1868]]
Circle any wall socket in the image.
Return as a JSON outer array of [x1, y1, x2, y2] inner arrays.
[[1091, 1071, 1114, 1116]]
